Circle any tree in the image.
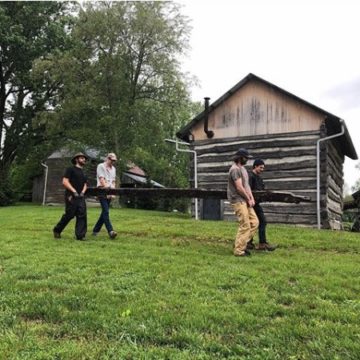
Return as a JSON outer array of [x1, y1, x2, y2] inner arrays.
[[53, 1, 196, 206], [0, 2, 73, 204]]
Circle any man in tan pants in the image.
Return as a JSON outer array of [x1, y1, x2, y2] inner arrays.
[[227, 148, 259, 257]]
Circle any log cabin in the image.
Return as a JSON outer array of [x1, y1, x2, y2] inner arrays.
[[177, 73, 358, 229]]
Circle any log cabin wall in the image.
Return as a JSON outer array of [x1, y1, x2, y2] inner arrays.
[[193, 131, 321, 226], [324, 140, 344, 229], [179, 74, 357, 229]]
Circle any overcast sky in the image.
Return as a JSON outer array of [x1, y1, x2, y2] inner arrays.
[[178, 0, 360, 191]]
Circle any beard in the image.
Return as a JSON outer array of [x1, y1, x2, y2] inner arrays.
[[239, 157, 248, 165]]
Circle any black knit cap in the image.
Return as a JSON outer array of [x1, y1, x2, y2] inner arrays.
[[253, 158, 265, 168]]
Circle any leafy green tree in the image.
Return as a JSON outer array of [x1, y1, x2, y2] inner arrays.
[[0, 2, 73, 204], [53, 1, 197, 209], [57, 1, 192, 153]]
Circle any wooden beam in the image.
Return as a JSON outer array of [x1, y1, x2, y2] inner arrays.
[[86, 187, 311, 203]]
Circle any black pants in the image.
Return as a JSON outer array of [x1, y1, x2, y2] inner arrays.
[[254, 203, 267, 244], [53, 195, 87, 239]]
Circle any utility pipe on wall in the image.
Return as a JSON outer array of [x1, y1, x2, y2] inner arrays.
[[41, 162, 48, 206], [165, 138, 198, 220], [316, 119, 345, 229]]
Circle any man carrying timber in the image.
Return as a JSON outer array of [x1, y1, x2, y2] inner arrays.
[[227, 148, 259, 257]]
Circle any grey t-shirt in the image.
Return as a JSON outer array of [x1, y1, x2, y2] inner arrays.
[[227, 163, 250, 204]]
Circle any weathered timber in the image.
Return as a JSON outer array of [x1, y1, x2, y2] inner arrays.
[[193, 130, 320, 147], [198, 169, 317, 181], [261, 203, 316, 215], [197, 148, 316, 164], [197, 160, 319, 174], [194, 135, 320, 155], [86, 187, 311, 203]]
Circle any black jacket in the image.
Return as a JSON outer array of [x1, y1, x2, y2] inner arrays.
[[249, 171, 265, 191]]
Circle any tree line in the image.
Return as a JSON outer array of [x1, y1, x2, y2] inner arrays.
[[0, 1, 201, 208]]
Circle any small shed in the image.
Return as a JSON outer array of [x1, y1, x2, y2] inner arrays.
[[177, 73, 358, 229], [32, 149, 98, 204], [121, 164, 165, 189], [119, 163, 164, 209], [33, 151, 164, 205]]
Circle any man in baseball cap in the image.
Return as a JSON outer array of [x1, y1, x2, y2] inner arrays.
[[233, 148, 253, 161], [92, 152, 118, 239], [227, 148, 258, 257]]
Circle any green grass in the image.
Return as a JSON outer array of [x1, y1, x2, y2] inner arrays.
[[0, 204, 359, 359]]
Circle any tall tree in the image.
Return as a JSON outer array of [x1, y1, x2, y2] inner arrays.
[[59, 1, 192, 156], [51, 1, 197, 208], [0, 2, 73, 204]]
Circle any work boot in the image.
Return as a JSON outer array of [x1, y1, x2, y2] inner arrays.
[[234, 250, 251, 257], [256, 242, 276, 251], [246, 239, 255, 250]]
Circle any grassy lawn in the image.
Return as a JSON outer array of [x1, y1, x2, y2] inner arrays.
[[0, 204, 359, 359]]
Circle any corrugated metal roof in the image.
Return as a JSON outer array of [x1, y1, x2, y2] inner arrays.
[[123, 172, 165, 188]]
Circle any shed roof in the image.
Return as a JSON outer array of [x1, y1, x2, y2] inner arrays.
[[123, 172, 164, 188], [177, 73, 357, 160]]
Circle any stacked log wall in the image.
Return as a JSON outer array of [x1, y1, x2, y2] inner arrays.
[[324, 140, 344, 229], [193, 130, 325, 227]]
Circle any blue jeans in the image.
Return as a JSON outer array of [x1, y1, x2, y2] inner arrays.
[[93, 197, 113, 234]]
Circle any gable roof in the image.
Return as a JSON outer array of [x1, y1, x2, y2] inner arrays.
[[177, 73, 357, 160]]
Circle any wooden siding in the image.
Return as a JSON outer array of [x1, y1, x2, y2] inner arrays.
[[191, 80, 325, 141], [324, 140, 344, 229], [193, 131, 324, 226]]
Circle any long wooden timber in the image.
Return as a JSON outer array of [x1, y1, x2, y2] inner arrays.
[[86, 187, 311, 203]]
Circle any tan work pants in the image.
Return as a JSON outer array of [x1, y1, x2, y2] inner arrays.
[[232, 202, 259, 256]]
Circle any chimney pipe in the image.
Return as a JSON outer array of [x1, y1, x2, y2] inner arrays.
[[204, 97, 214, 138]]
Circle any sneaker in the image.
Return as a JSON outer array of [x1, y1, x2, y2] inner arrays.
[[92, 232, 98, 236], [76, 237, 86, 241], [53, 231, 61, 239], [109, 231, 117, 239], [256, 243, 276, 251]]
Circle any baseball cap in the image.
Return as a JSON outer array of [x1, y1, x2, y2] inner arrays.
[[234, 148, 252, 159], [107, 152, 118, 161]]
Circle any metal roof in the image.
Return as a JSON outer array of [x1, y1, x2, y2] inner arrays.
[[123, 172, 165, 188]]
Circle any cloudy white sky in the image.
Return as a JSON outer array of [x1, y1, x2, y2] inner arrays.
[[178, 0, 360, 191]]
